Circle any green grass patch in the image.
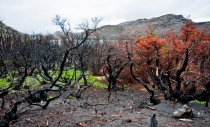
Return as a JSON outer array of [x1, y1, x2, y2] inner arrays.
[[46, 96, 52, 101], [24, 76, 40, 89], [87, 75, 107, 88], [35, 74, 43, 82], [194, 100, 206, 105], [123, 84, 129, 89], [79, 74, 107, 88], [0, 78, 10, 88], [87, 75, 96, 82], [52, 69, 81, 79], [47, 69, 81, 85], [1, 69, 107, 90], [93, 82, 107, 88], [67, 95, 73, 99], [0, 71, 15, 88]]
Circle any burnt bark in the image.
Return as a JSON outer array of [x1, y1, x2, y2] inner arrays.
[[130, 63, 160, 105], [0, 82, 13, 109], [169, 49, 188, 100], [0, 101, 22, 127], [104, 55, 130, 91], [176, 48, 188, 91], [26, 87, 63, 109]]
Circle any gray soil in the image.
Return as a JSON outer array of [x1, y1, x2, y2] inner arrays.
[[1, 86, 210, 127]]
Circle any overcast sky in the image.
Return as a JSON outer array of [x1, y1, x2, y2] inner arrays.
[[0, 0, 209, 34]]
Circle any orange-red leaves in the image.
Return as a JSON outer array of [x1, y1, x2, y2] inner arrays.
[[135, 34, 166, 58]]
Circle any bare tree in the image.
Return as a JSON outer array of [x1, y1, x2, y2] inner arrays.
[[37, 15, 102, 89], [103, 41, 131, 91]]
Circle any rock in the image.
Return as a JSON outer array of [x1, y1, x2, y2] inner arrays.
[[125, 119, 132, 123], [179, 118, 192, 122], [173, 104, 193, 118]]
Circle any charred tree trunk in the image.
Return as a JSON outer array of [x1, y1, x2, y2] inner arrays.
[[200, 56, 205, 73], [14, 64, 28, 89], [155, 68, 168, 91], [176, 49, 188, 90], [130, 63, 160, 105], [169, 49, 188, 100], [103, 55, 130, 91], [26, 87, 62, 109], [0, 82, 13, 109], [50, 49, 70, 88], [167, 69, 173, 94], [0, 55, 6, 77], [0, 101, 22, 126]]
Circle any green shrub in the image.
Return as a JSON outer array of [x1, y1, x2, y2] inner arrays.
[[85, 75, 107, 88], [67, 95, 73, 99], [0, 78, 9, 88], [93, 82, 107, 88], [193, 100, 206, 105], [24, 77, 40, 87]]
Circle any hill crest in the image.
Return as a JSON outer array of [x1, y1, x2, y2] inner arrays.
[[93, 14, 210, 40]]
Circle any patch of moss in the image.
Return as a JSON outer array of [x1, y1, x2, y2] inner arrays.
[[123, 84, 129, 89], [67, 95, 73, 99], [81, 75, 107, 88], [93, 82, 107, 88], [0, 78, 10, 88], [35, 74, 43, 81], [52, 70, 81, 79], [46, 96, 52, 101], [26, 69, 108, 89], [56, 81, 66, 85], [87, 75, 96, 82], [51, 86, 60, 90], [193, 100, 206, 105], [24, 77, 40, 88]]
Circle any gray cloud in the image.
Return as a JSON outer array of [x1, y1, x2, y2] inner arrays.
[[0, 0, 209, 34]]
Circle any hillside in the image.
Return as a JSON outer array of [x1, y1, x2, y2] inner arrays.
[[93, 14, 210, 40], [1, 14, 210, 40], [0, 20, 23, 36]]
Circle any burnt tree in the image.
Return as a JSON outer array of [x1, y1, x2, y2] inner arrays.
[[103, 53, 131, 91], [130, 62, 160, 105]]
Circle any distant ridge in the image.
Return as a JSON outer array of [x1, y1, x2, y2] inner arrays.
[[1, 14, 210, 40], [93, 14, 210, 40], [0, 20, 23, 35]]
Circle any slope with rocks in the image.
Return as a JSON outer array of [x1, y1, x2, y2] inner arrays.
[[93, 14, 210, 40]]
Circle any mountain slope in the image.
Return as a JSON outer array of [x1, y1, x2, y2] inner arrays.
[[0, 20, 23, 36], [94, 14, 210, 40]]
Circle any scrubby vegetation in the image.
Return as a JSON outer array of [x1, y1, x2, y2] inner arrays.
[[0, 16, 209, 126]]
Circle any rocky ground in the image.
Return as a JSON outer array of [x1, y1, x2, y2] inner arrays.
[[1, 85, 210, 127]]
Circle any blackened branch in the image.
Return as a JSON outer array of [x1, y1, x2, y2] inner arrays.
[[130, 63, 160, 105], [176, 48, 188, 90]]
